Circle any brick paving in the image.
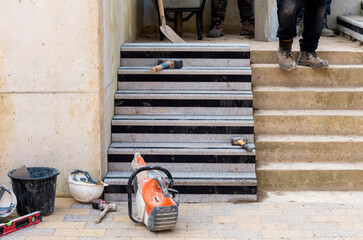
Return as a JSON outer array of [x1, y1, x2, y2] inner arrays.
[[2, 192, 363, 240]]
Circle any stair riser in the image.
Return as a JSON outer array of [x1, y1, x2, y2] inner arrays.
[[251, 51, 363, 65], [112, 134, 254, 143], [121, 58, 249, 67], [257, 169, 363, 191], [109, 162, 255, 173], [105, 193, 257, 203], [252, 65, 363, 87], [253, 91, 363, 110], [255, 115, 363, 135], [256, 141, 363, 163], [118, 82, 252, 91], [116, 107, 253, 116]]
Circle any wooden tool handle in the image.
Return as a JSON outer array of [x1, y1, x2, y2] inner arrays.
[[95, 206, 109, 224], [157, 0, 166, 26], [150, 61, 172, 73]]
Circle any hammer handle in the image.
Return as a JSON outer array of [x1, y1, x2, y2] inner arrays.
[[150, 61, 173, 73], [95, 206, 109, 224], [237, 139, 254, 152], [157, 0, 166, 26]]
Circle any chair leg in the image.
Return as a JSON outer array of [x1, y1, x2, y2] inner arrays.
[[196, 12, 203, 40]]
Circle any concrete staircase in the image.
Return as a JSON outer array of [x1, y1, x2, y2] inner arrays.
[[253, 55, 363, 191], [104, 43, 257, 202]]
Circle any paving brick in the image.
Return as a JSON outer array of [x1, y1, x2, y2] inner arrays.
[[238, 222, 289, 231], [179, 203, 212, 210], [42, 214, 66, 222], [331, 209, 363, 216], [262, 230, 314, 238], [86, 221, 136, 229], [54, 198, 77, 209], [132, 238, 183, 240], [288, 222, 338, 231], [258, 203, 306, 210], [338, 222, 363, 230], [212, 216, 247, 223], [236, 209, 283, 216], [314, 228, 363, 238], [36, 221, 86, 229], [211, 203, 258, 210], [52, 208, 91, 215], [262, 215, 311, 223], [209, 229, 261, 238], [304, 203, 353, 209], [106, 228, 157, 237], [113, 215, 133, 222], [26, 237, 78, 240], [53, 228, 105, 237], [70, 203, 93, 209], [64, 214, 113, 222], [157, 229, 210, 238], [79, 238, 130, 240], [3, 226, 54, 237], [283, 209, 332, 216], [0, 235, 26, 240], [311, 216, 361, 223], [187, 221, 238, 231], [178, 214, 213, 223]]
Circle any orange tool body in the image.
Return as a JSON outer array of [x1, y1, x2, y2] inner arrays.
[[128, 153, 178, 231]]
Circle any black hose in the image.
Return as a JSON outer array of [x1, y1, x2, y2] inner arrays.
[[127, 166, 174, 223]]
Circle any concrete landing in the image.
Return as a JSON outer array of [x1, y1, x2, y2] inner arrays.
[[136, 34, 363, 65]]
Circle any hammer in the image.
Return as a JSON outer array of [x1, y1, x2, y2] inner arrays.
[[150, 59, 183, 73], [231, 137, 254, 152], [95, 203, 117, 224]]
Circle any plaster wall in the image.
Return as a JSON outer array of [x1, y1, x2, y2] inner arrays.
[[328, 0, 361, 29], [0, 0, 142, 196]]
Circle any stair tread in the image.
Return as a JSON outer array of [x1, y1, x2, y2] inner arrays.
[[256, 134, 363, 142], [118, 67, 251, 75], [121, 42, 250, 51], [115, 90, 253, 100], [252, 64, 363, 68], [257, 162, 363, 170], [254, 86, 363, 92], [113, 115, 253, 121], [105, 170, 256, 180], [255, 110, 363, 116]]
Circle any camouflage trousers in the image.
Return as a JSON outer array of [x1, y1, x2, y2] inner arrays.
[[211, 0, 254, 23]]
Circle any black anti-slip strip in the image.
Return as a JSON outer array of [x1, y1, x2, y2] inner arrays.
[[121, 51, 250, 59], [337, 18, 363, 34], [115, 99, 253, 108], [108, 154, 256, 163], [112, 126, 254, 134], [105, 185, 257, 194], [118, 74, 251, 82]]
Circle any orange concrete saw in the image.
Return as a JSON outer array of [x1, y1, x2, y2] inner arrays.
[[127, 152, 178, 231]]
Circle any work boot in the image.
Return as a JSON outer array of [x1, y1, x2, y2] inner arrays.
[[277, 40, 297, 71], [321, 18, 335, 37], [297, 51, 329, 69], [208, 20, 224, 38], [240, 18, 255, 36], [296, 17, 303, 36]]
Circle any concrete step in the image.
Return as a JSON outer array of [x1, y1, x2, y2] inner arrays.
[[115, 90, 253, 116], [337, 15, 363, 42], [257, 162, 363, 191], [108, 142, 255, 172], [118, 67, 251, 91], [253, 87, 363, 110], [120, 43, 250, 67], [252, 64, 363, 87], [104, 170, 257, 202], [252, 50, 363, 65], [111, 115, 254, 143], [254, 110, 363, 135], [255, 135, 363, 163]]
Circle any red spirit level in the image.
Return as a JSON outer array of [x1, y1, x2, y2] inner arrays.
[[0, 211, 42, 237]]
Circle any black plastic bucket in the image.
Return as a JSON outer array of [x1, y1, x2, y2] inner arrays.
[[8, 167, 60, 216]]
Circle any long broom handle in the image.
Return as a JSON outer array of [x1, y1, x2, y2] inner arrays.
[[157, 0, 167, 26]]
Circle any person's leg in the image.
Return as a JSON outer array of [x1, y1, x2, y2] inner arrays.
[[297, 0, 329, 68], [237, 0, 254, 36], [276, 0, 303, 71], [321, 0, 334, 37], [208, 0, 228, 37], [296, 1, 305, 36]]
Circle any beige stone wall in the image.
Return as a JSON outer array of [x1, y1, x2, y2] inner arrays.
[[0, 0, 142, 196]]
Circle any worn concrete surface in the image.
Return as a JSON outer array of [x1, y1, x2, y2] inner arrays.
[[2, 192, 363, 239]]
